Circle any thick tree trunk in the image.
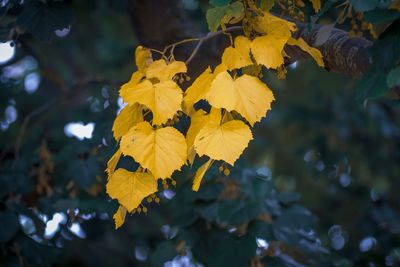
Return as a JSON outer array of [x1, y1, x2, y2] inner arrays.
[[126, 0, 372, 77]]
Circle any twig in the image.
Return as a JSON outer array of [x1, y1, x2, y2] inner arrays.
[[161, 27, 242, 63], [14, 97, 62, 162], [164, 38, 200, 54], [185, 39, 204, 65], [185, 26, 243, 65], [148, 48, 168, 60]]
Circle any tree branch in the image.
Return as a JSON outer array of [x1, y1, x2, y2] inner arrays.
[[289, 23, 372, 77], [185, 26, 243, 65], [125, 0, 227, 77], [126, 0, 372, 77]]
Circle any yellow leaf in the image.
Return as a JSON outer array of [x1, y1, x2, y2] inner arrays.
[[106, 168, 157, 212], [221, 36, 252, 70], [310, 0, 321, 12], [186, 109, 220, 164], [120, 80, 183, 125], [113, 205, 127, 229], [120, 121, 187, 179], [119, 71, 144, 98], [135, 46, 153, 73], [183, 67, 214, 114], [106, 149, 122, 176], [287, 37, 325, 67], [182, 64, 229, 115], [253, 12, 296, 34], [146, 59, 187, 82], [192, 159, 213, 191], [251, 31, 290, 69], [251, 13, 296, 69], [206, 71, 274, 125], [194, 109, 253, 165], [214, 63, 229, 74], [112, 104, 143, 140]]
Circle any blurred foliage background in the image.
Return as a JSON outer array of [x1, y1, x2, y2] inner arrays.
[[0, 0, 399, 267]]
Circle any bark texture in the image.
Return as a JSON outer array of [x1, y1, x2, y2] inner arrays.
[[291, 24, 372, 76], [126, 0, 372, 77]]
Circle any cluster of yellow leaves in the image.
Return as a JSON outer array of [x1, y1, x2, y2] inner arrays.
[[106, 11, 325, 229], [107, 46, 188, 228], [252, 12, 324, 68], [183, 12, 323, 191], [221, 13, 324, 71]]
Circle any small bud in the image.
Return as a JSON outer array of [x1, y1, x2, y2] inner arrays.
[[223, 168, 230, 176]]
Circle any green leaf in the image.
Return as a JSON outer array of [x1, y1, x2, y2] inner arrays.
[[53, 198, 80, 211], [0, 210, 19, 243], [210, 0, 231, 7], [387, 66, 400, 88], [349, 0, 379, 12], [168, 186, 199, 227], [247, 220, 274, 239], [17, 2, 73, 42], [219, 201, 265, 225], [311, 0, 340, 23], [195, 183, 224, 201], [357, 69, 388, 101], [150, 241, 177, 267], [277, 192, 301, 204], [17, 235, 59, 265], [272, 205, 317, 247], [206, 7, 226, 32], [206, 1, 244, 32], [0, 161, 33, 199], [357, 20, 400, 101], [193, 230, 257, 267], [365, 9, 400, 24], [196, 200, 266, 225], [64, 156, 100, 189]]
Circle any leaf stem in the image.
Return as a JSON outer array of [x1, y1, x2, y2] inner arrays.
[[185, 26, 243, 65], [152, 26, 243, 64], [163, 38, 200, 53]]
